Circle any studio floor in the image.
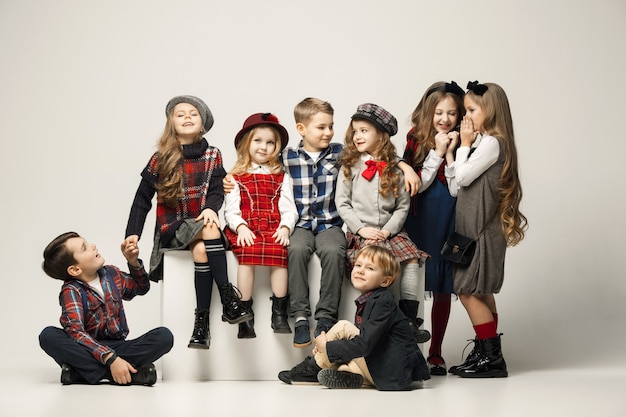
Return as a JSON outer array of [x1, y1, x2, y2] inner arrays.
[[2, 366, 624, 417]]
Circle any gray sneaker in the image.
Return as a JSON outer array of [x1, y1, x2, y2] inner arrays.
[[317, 368, 363, 389]]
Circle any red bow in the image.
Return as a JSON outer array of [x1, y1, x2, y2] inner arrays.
[[361, 159, 387, 181]]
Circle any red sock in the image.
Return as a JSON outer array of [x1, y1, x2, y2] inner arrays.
[[428, 294, 451, 362], [473, 321, 497, 340]]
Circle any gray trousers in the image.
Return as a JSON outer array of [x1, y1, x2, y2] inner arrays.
[[288, 226, 346, 321]]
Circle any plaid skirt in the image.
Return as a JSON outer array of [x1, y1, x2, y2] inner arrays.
[[148, 218, 227, 282], [345, 229, 429, 271], [224, 229, 288, 268]]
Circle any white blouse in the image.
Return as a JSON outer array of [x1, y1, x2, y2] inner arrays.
[[447, 134, 500, 197]]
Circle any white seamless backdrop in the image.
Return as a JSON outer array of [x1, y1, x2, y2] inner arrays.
[[0, 0, 624, 374]]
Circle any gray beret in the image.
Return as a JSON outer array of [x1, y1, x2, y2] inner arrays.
[[165, 95, 214, 133], [351, 103, 398, 136]]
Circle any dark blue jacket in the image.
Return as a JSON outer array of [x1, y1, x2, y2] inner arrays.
[[326, 288, 430, 390]]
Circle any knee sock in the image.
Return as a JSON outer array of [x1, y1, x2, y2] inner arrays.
[[473, 321, 498, 340], [399, 263, 420, 301], [204, 239, 228, 286], [194, 262, 213, 310], [428, 294, 451, 360]]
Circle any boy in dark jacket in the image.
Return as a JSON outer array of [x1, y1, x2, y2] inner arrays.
[[278, 245, 429, 390], [39, 231, 173, 385]]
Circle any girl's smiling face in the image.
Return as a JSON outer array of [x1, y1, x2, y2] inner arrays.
[[172, 103, 203, 143], [433, 96, 460, 134], [248, 127, 278, 165], [351, 120, 382, 157]]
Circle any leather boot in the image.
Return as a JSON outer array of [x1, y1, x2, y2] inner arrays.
[[448, 337, 480, 374], [188, 308, 210, 349], [217, 283, 253, 324], [271, 295, 292, 334], [238, 299, 256, 339], [399, 299, 431, 343], [457, 334, 508, 378]]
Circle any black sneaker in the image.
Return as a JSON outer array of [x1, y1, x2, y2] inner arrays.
[[317, 368, 363, 389], [293, 320, 311, 348], [60, 363, 86, 385], [314, 318, 335, 337], [278, 356, 321, 385], [131, 363, 157, 386]]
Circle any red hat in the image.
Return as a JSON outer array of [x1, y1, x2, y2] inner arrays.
[[234, 113, 289, 151]]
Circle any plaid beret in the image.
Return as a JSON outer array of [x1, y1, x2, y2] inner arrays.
[[351, 103, 398, 136], [166, 95, 214, 133]]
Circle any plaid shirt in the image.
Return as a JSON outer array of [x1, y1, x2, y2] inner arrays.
[[354, 290, 375, 329], [58, 263, 150, 363], [126, 139, 226, 244], [282, 141, 344, 234]]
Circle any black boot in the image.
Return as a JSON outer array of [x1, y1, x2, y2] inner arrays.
[[399, 300, 431, 343], [271, 295, 292, 334], [188, 308, 210, 349], [238, 299, 256, 339], [448, 337, 480, 374], [217, 283, 253, 324], [457, 335, 508, 378]]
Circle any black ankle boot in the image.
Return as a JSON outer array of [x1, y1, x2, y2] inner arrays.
[[398, 299, 431, 343], [238, 299, 256, 339], [457, 335, 508, 378], [188, 308, 210, 349], [271, 295, 292, 334], [217, 283, 253, 324]]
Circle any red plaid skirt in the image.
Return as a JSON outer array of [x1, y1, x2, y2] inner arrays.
[[345, 230, 429, 270]]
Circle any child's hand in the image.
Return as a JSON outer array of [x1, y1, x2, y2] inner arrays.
[[196, 209, 221, 228], [121, 235, 140, 267], [314, 331, 328, 354], [434, 132, 450, 157], [398, 161, 421, 197], [358, 227, 387, 241], [223, 174, 235, 195], [236, 225, 256, 247], [460, 116, 478, 147], [273, 226, 290, 246], [446, 131, 460, 153], [108, 355, 137, 385]]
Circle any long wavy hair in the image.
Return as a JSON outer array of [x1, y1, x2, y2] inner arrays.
[[156, 110, 205, 206], [409, 81, 465, 168], [467, 83, 528, 246], [340, 119, 400, 198], [230, 126, 284, 175]]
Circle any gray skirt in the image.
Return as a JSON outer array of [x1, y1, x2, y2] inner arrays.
[[147, 219, 206, 282]]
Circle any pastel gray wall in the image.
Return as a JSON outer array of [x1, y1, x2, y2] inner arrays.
[[1, 0, 624, 372]]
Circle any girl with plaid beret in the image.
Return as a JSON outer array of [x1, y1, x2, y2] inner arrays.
[[223, 113, 298, 339], [335, 103, 430, 344]]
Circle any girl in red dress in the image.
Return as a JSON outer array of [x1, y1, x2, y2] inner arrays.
[[224, 113, 298, 339]]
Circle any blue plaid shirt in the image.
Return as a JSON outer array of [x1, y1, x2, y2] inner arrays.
[[282, 141, 344, 234]]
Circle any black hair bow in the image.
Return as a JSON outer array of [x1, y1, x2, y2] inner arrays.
[[467, 81, 488, 96], [426, 81, 465, 98]]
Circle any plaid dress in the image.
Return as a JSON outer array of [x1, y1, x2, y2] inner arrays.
[[224, 173, 288, 268]]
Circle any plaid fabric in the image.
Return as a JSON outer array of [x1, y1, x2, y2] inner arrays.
[[345, 230, 429, 271], [138, 139, 226, 244], [282, 141, 344, 234], [224, 173, 288, 267], [354, 290, 374, 329], [59, 264, 150, 363]]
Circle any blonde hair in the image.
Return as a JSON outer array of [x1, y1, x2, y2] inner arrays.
[[466, 83, 528, 246], [340, 120, 400, 198], [156, 108, 205, 206], [230, 126, 284, 175], [355, 246, 401, 282], [409, 82, 465, 168], [294, 97, 334, 124]]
